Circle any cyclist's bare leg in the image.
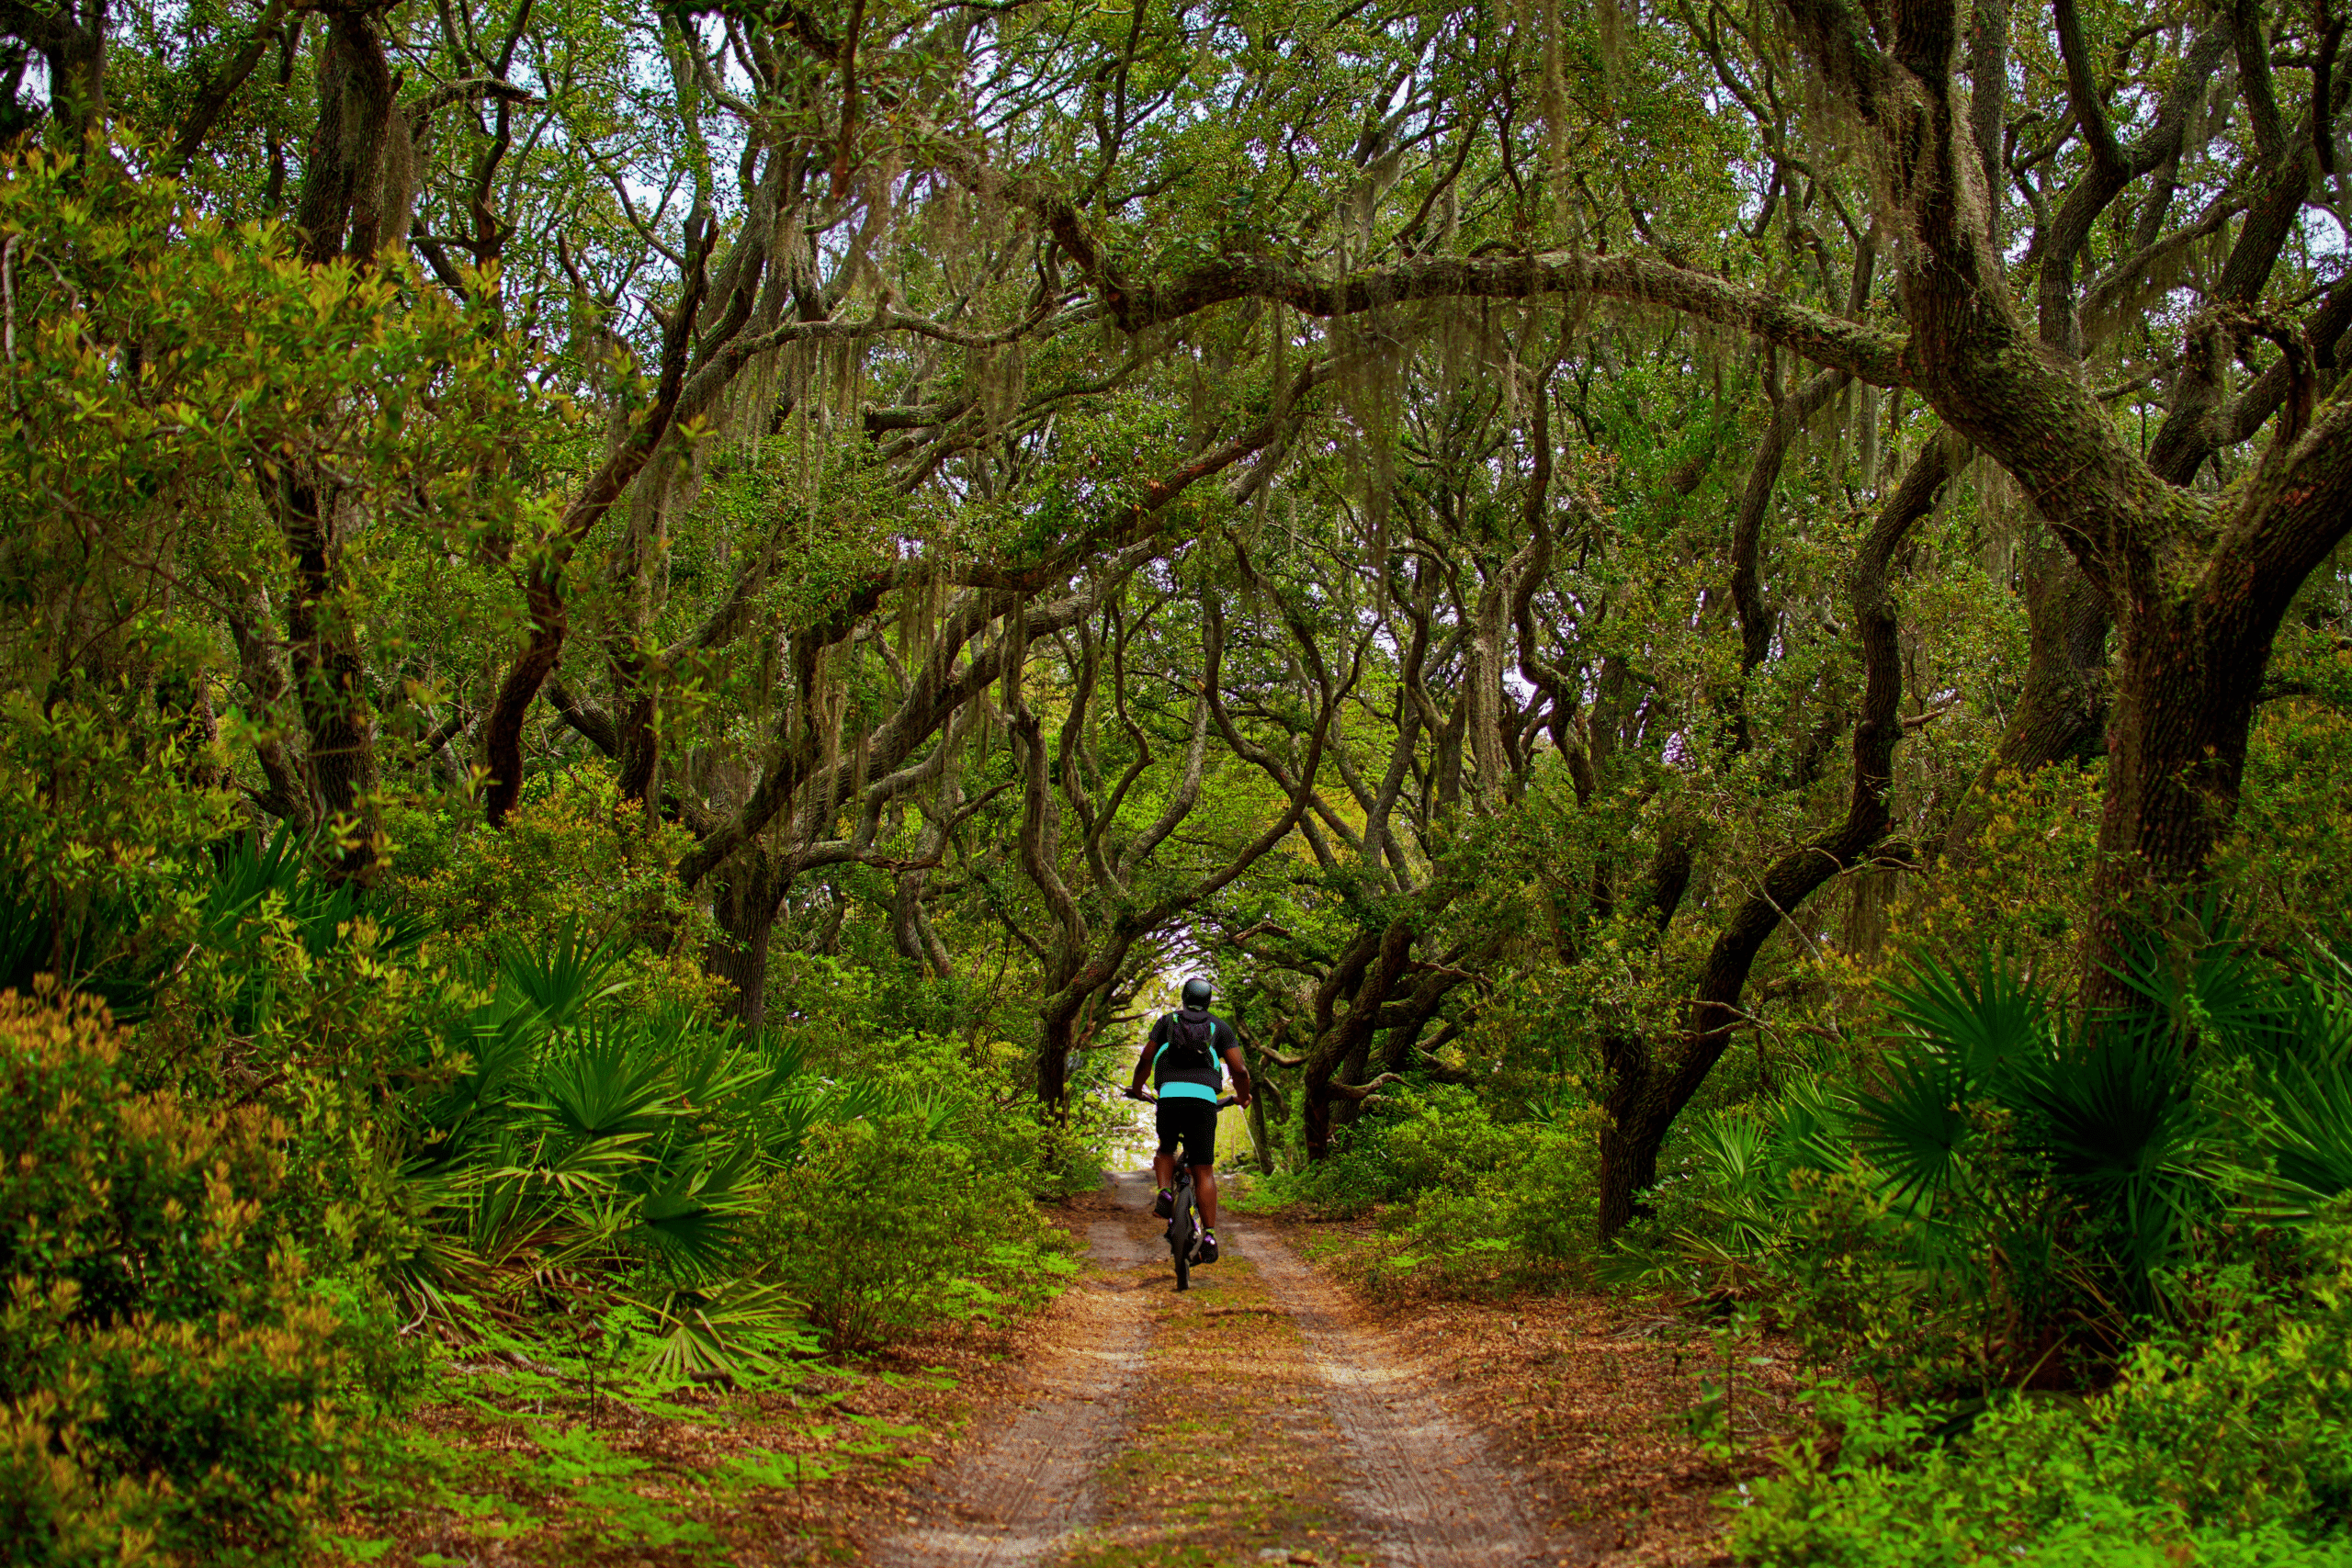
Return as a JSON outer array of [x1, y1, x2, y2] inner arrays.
[[1153, 1149, 1176, 1193], [1194, 1166, 1218, 1229]]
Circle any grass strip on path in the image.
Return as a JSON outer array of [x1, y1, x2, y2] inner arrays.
[[1053, 1229, 1378, 1568]]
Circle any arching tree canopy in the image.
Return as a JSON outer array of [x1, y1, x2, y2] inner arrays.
[[6, 0, 2350, 1234]]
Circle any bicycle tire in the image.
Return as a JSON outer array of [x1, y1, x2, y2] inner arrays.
[[1171, 1179, 1193, 1292]]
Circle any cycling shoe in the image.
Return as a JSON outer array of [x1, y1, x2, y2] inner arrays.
[[1153, 1188, 1175, 1219]]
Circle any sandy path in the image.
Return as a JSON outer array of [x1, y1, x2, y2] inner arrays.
[[871, 1173, 1558, 1567], [1244, 1222, 1548, 1567], [867, 1201, 1160, 1567]]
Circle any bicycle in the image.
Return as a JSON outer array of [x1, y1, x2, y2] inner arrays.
[[1125, 1089, 1239, 1292]]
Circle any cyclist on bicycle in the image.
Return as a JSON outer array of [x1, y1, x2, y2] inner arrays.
[[1127, 976, 1253, 1264]]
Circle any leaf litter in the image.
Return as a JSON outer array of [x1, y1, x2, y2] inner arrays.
[[323, 1182, 1798, 1568]]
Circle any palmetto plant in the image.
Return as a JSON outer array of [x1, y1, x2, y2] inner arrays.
[[1906, 940, 2352, 1283], [1851, 950, 2215, 1347], [1601, 1073, 1858, 1295], [2210, 943, 2352, 1223], [392, 922, 893, 1380], [1849, 933, 2352, 1372], [1617, 934, 2352, 1379]]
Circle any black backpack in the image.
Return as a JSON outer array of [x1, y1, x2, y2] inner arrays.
[[1160, 1010, 1219, 1071]]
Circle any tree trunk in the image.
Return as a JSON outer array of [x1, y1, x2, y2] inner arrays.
[[43, 0, 107, 152], [1769, 0, 2352, 1028], [2079, 591, 2280, 1006], [615, 676, 659, 807], [279, 474, 379, 879], [1940, 538, 2109, 858], [1596, 1066, 1669, 1239], [1332, 1027, 1374, 1129], [707, 852, 779, 1027], [2005, 543, 2113, 773], [1035, 998, 1080, 1116], [265, 0, 401, 877], [1302, 919, 1412, 1160], [292, 5, 396, 265], [484, 220, 713, 829]]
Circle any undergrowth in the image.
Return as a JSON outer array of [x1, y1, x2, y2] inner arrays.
[[1244, 1084, 1606, 1296], [322, 1361, 956, 1564]]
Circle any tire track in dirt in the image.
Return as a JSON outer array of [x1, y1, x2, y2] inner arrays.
[[876, 1176, 1563, 1568], [1239, 1219, 1555, 1568], [1049, 1187, 1372, 1567], [867, 1178, 1160, 1568]]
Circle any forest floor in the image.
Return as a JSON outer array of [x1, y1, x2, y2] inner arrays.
[[341, 1173, 1792, 1568]]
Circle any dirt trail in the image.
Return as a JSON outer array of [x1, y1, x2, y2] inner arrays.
[[871, 1173, 1555, 1568], [867, 1213, 1159, 1568], [1250, 1238, 1546, 1567]]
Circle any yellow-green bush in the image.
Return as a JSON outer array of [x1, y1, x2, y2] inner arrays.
[[1806, 763, 2104, 1023], [2220, 636, 2352, 944], [386, 767, 725, 1016], [0, 992, 380, 1564], [1262, 1086, 1605, 1291], [753, 1104, 1076, 1351]]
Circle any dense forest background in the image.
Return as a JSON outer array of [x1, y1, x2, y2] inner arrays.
[[5, 0, 2352, 1558]]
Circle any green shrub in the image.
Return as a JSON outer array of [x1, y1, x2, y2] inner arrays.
[[0, 990, 392, 1564], [1261, 1127, 1412, 1218], [1373, 1097, 1603, 1292], [1257, 1086, 1514, 1218], [1712, 946, 2352, 1566], [385, 768, 724, 1016], [1733, 1255, 2352, 1565], [1621, 939, 2352, 1391], [1255, 1085, 1604, 1290], [757, 1110, 1017, 1349], [757, 1086, 1077, 1354]]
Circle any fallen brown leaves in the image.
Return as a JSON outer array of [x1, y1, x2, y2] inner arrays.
[[324, 1190, 1122, 1568]]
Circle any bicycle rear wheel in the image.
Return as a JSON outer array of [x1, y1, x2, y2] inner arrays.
[[1170, 1184, 1193, 1292]]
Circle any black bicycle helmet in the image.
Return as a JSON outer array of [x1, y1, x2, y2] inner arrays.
[[1181, 976, 1214, 1010]]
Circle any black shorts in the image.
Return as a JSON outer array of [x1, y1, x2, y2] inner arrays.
[[1155, 1098, 1218, 1168]]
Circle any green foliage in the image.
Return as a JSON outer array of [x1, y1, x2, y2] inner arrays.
[[394, 923, 1082, 1367], [1259, 1085, 1606, 1292], [519, 1423, 721, 1551], [1619, 936, 2352, 1391], [0, 991, 409, 1565], [756, 1106, 1079, 1349], [393, 927, 826, 1380], [2218, 632, 2352, 945], [1809, 766, 2106, 1018], [388, 769, 726, 1017], [1733, 1233, 2352, 1566], [1623, 937, 2352, 1561], [0, 699, 239, 1017], [2210, 944, 2352, 1223], [1611, 1074, 1857, 1299], [0, 153, 543, 578]]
